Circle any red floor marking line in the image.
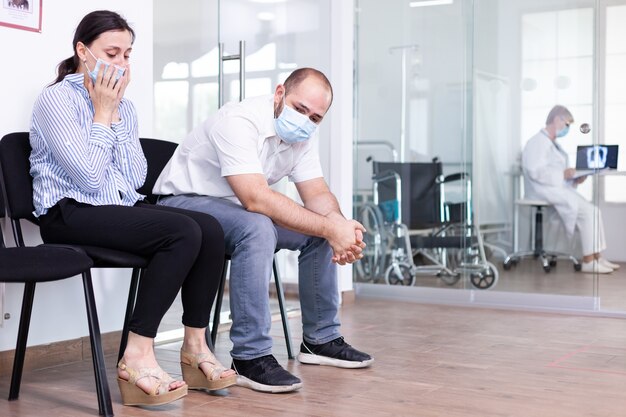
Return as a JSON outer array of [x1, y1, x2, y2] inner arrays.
[[546, 345, 592, 367], [548, 364, 626, 376], [546, 344, 626, 376]]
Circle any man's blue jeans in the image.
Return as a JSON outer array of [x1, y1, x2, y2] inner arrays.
[[159, 195, 341, 360]]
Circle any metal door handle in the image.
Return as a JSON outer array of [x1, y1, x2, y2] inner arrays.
[[218, 40, 246, 108]]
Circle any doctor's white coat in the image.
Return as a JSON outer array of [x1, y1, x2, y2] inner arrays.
[[521, 130, 580, 237]]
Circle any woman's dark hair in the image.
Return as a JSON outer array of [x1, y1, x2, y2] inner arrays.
[[54, 10, 135, 84]]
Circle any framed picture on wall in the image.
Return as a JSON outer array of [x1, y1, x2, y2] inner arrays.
[[0, 0, 41, 33]]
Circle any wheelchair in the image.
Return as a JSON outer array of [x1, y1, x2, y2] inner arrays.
[[355, 159, 499, 290]]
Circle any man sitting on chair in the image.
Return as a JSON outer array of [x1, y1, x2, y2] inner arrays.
[[153, 67, 373, 393]]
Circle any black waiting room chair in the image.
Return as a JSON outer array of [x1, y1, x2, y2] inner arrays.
[[211, 253, 294, 359], [0, 133, 151, 367], [0, 169, 111, 415], [0, 132, 157, 416]]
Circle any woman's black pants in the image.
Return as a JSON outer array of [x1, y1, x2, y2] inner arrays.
[[39, 198, 225, 338]]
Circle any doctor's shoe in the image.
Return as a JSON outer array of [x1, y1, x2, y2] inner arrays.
[[581, 260, 613, 274], [297, 336, 374, 369], [599, 258, 620, 270], [231, 355, 302, 393]]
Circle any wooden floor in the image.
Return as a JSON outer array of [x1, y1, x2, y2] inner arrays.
[[2, 299, 626, 417]]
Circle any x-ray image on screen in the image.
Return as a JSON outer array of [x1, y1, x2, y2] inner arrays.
[[586, 146, 607, 169], [576, 144, 619, 171]]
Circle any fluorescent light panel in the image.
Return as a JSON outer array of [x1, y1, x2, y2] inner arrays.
[[410, 0, 453, 7]]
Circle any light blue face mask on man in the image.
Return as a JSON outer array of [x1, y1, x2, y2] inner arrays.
[[274, 99, 318, 144], [85, 47, 126, 85]]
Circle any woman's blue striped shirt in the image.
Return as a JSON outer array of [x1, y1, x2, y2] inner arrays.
[[30, 73, 147, 216]]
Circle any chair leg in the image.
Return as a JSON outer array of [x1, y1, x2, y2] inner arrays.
[[208, 259, 228, 350], [118, 268, 142, 362], [81, 270, 113, 417], [534, 206, 544, 256], [9, 282, 36, 401], [273, 258, 294, 359]]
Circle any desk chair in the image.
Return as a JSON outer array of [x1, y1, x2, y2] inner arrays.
[[136, 139, 294, 359], [0, 168, 110, 415], [503, 199, 581, 272]]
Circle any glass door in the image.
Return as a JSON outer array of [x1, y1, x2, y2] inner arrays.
[[354, 0, 480, 292], [473, 0, 601, 309], [153, 0, 332, 337], [353, 0, 626, 315], [154, 0, 331, 142], [153, 0, 219, 142]]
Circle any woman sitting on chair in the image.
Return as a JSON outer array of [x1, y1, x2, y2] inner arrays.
[[30, 10, 236, 407]]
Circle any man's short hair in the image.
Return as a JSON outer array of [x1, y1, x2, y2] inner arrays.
[[283, 68, 333, 105], [546, 105, 573, 125]]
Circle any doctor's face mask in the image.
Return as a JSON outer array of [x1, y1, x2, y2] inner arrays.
[[556, 125, 570, 138], [556, 115, 571, 138]]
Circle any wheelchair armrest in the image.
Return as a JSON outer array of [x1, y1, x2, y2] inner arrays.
[[371, 169, 401, 183], [439, 172, 469, 183]]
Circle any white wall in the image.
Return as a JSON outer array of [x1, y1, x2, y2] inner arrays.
[[0, 1, 153, 351]]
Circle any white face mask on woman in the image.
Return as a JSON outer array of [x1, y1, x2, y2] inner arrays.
[[85, 47, 126, 85], [274, 99, 318, 144]]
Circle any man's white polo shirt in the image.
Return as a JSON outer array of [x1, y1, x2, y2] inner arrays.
[[152, 95, 324, 204]]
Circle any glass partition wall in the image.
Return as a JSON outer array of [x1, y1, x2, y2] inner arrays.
[[355, 0, 626, 314], [354, 0, 479, 294]]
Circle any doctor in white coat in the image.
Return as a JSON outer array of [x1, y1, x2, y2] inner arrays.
[[522, 105, 618, 274]]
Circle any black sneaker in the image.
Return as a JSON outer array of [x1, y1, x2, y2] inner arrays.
[[231, 354, 302, 393], [297, 337, 374, 368]]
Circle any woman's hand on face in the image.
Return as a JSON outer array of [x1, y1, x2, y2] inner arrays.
[[112, 66, 130, 123], [117, 64, 131, 98], [85, 63, 128, 126]]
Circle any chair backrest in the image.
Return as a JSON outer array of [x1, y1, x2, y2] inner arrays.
[[0, 173, 5, 218], [0, 132, 38, 225], [0, 180, 5, 248], [137, 138, 178, 203], [373, 161, 443, 229]]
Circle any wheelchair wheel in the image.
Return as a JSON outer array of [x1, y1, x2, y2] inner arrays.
[[469, 261, 499, 290], [384, 262, 416, 286], [355, 203, 386, 281]]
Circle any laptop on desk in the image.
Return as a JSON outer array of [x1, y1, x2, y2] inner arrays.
[[572, 144, 619, 179]]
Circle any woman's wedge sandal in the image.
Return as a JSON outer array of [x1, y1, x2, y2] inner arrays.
[[180, 349, 238, 390], [117, 360, 188, 406]]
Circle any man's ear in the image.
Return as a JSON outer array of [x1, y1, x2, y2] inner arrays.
[[274, 84, 285, 103], [273, 84, 286, 117]]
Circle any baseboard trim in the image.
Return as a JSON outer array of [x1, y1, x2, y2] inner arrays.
[[0, 330, 121, 377], [0, 282, 324, 376], [342, 290, 356, 304]]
